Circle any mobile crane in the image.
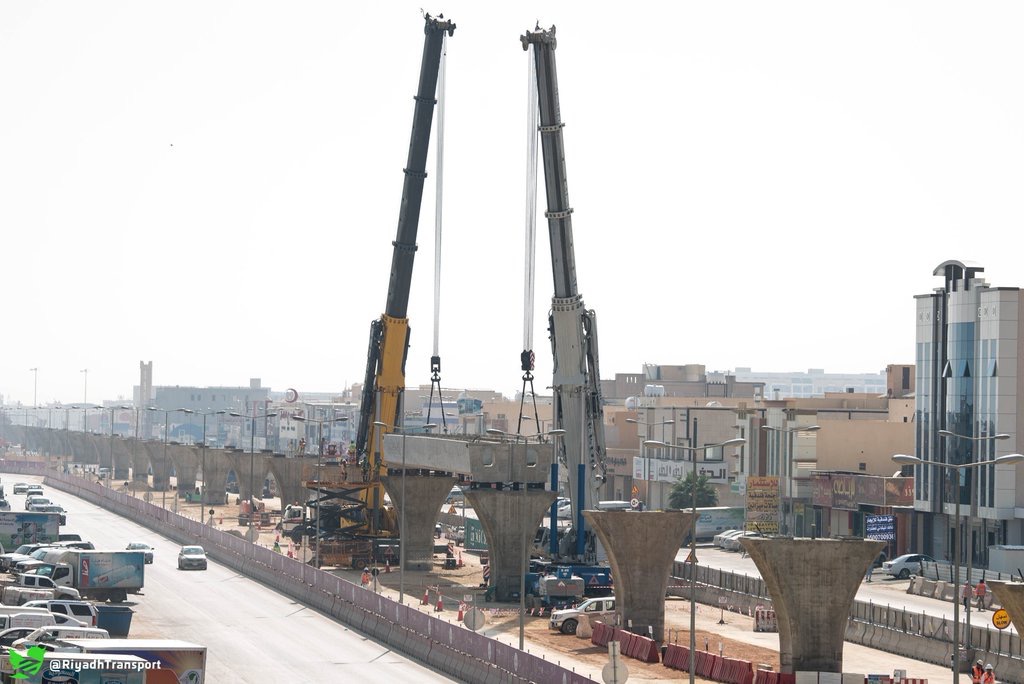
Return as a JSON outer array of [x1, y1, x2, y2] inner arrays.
[[521, 25, 609, 564], [309, 14, 455, 542]]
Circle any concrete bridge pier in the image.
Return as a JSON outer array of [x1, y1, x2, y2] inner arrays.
[[741, 537, 884, 673], [583, 510, 694, 643], [466, 487, 556, 601], [460, 439, 556, 602], [382, 471, 456, 571]]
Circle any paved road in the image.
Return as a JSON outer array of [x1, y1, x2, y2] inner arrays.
[[3, 472, 454, 683]]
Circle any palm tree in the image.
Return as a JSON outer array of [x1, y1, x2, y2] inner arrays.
[[668, 471, 718, 509]]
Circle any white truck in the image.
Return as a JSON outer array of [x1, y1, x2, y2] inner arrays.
[[27, 549, 144, 603], [0, 573, 80, 605]]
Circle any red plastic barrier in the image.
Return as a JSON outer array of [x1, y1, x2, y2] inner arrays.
[[632, 635, 660, 663], [779, 673, 796, 684]]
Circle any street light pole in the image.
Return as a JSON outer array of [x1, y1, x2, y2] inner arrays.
[[761, 425, 820, 535], [937, 430, 1010, 652], [29, 368, 38, 409], [295, 414, 350, 568], [80, 369, 88, 404], [893, 451, 1024, 682], [374, 418, 436, 604], [645, 436, 746, 684], [626, 417, 674, 509]]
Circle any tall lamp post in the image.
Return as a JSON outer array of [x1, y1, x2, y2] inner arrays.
[[181, 409, 228, 519], [147, 407, 189, 510], [936, 430, 1010, 651], [230, 410, 278, 543], [29, 368, 38, 409], [296, 414, 351, 569], [626, 417, 674, 509], [645, 436, 746, 684], [893, 451, 1024, 682], [761, 424, 820, 535], [374, 418, 436, 604]]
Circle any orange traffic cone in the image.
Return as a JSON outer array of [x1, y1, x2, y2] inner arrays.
[[435, 595, 444, 612], [421, 589, 429, 606], [385, 560, 391, 573], [457, 602, 465, 620], [458, 552, 463, 568]]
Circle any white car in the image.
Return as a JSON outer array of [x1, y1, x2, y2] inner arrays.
[[714, 530, 745, 548], [177, 545, 208, 570], [722, 531, 760, 551], [549, 596, 616, 635], [882, 553, 935, 580]]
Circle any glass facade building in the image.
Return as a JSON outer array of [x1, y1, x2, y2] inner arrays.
[[911, 260, 1024, 564]]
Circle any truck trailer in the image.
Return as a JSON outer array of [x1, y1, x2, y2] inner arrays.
[[29, 549, 144, 603], [62, 638, 207, 684], [0, 512, 60, 550]]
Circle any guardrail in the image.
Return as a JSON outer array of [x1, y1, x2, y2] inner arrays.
[[0, 462, 595, 684]]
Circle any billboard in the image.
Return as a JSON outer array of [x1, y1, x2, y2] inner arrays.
[[745, 476, 779, 534]]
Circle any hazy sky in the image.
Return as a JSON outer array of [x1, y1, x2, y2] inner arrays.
[[2, 2, 1022, 407]]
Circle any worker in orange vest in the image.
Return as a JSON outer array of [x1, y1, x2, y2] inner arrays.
[[971, 659, 985, 684], [981, 663, 996, 684], [975, 579, 988, 611]]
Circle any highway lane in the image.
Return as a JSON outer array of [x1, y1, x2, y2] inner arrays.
[[2, 472, 454, 682]]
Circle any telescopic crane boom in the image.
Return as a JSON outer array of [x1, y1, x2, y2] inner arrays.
[[522, 25, 608, 561], [353, 14, 455, 536]]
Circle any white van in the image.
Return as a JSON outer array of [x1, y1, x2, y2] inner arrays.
[[0, 612, 57, 631], [12, 625, 109, 647]]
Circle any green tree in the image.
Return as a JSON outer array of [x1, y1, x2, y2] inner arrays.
[[668, 471, 718, 509]]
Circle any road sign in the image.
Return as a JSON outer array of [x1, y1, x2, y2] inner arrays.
[[630, 498, 640, 509], [993, 608, 1011, 630], [631, 485, 639, 497], [685, 549, 698, 564], [464, 607, 487, 631]]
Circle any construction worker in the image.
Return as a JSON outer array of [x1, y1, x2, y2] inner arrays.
[[982, 663, 996, 684], [963, 581, 974, 612], [971, 659, 984, 684], [975, 579, 988, 611], [361, 567, 371, 588]]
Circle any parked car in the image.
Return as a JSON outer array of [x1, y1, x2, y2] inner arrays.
[[549, 596, 616, 635], [12, 625, 109, 648], [11, 484, 30, 495], [882, 553, 935, 579], [177, 545, 208, 570], [126, 542, 154, 564], [713, 530, 745, 548], [722, 531, 761, 551], [22, 600, 98, 627]]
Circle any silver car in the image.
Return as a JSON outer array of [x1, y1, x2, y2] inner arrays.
[[177, 545, 207, 570]]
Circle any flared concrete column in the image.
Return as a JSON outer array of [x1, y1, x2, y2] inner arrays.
[[583, 510, 693, 642], [465, 488, 557, 601], [741, 537, 884, 673], [382, 472, 456, 570], [987, 582, 1023, 629]]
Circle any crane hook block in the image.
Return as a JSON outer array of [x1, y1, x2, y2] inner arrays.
[[521, 349, 535, 372]]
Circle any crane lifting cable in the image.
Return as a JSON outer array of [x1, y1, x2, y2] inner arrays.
[[427, 31, 450, 432], [517, 43, 542, 438]]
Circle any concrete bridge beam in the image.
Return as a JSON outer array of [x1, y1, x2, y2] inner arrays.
[[741, 537, 884, 673], [583, 510, 694, 643]]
